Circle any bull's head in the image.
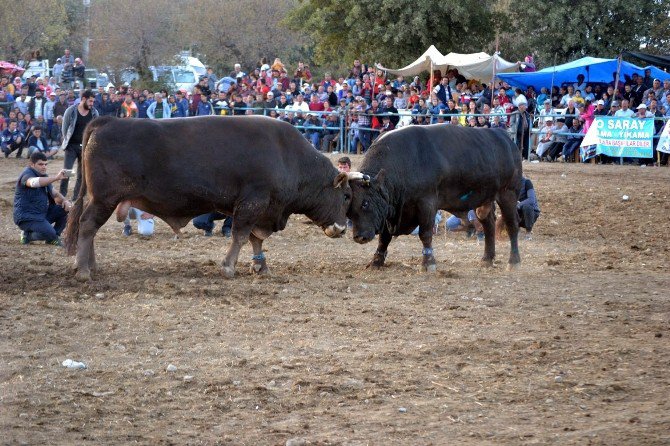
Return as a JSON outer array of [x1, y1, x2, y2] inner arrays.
[[347, 170, 390, 244], [322, 172, 352, 238]]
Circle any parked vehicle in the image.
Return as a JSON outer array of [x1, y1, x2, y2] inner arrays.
[[150, 65, 196, 93], [21, 59, 50, 81], [84, 68, 111, 88]]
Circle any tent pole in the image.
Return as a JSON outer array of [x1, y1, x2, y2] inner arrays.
[[614, 53, 623, 101], [549, 53, 557, 108], [430, 60, 434, 94], [491, 53, 497, 107]]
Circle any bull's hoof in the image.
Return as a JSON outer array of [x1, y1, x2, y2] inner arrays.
[[480, 258, 494, 268], [507, 262, 520, 271], [222, 266, 235, 279], [421, 263, 437, 273], [250, 263, 270, 276], [75, 270, 91, 282], [366, 261, 384, 270]]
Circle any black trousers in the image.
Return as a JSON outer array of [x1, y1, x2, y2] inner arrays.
[[60, 143, 82, 199]]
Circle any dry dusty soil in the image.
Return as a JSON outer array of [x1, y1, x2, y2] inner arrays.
[[0, 154, 669, 445]]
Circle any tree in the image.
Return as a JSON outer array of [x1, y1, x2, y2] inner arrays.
[[88, 0, 185, 81], [286, 0, 497, 71], [181, 0, 307, 75], [0, 0, 68, 62], [501, 0, 670, 67]]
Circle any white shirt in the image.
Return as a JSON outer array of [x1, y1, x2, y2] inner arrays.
[[615, 109, 635, 118]]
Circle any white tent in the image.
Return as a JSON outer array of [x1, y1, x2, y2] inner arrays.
[[377, 46, 519, 82]]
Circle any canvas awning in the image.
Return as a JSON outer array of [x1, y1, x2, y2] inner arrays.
[[497, 56, 669, 89], [377, 46, 518, 81]]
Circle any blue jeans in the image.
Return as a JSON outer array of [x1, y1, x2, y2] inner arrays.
[[192, 212, 232, 232], [18, 204, 67, 242]]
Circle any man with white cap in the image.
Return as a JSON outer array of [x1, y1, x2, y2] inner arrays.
[[635, 103, 653, 118], [535, 117, 555, 160], [594, 99, 608, 116]]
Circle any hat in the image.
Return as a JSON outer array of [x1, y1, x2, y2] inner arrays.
[[544, 99, 551, 104], [260, 64, 270, 71], [654, 78, 661, 83], [56, 58, 61, 61], [636, 103, 647, 109], [544, 117, 554, 122], [49, 91, 56, 96], [611, 100, 620, 106], [59, 91, 66, 95], [517, 101, 528, 106], [596, 99, 605, 105], [267, 92, 274, 96]]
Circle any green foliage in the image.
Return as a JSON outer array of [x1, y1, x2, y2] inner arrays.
[[504, 0, 670, 67], [286, 0, 496, 70]]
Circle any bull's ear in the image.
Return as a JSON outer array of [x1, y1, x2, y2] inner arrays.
[[374, 169, 390, 202], [333, 172, 348, 188], [374, 169, 386, 185]]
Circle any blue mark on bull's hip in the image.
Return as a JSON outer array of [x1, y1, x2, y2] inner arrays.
[[459, 191, 473, 201]]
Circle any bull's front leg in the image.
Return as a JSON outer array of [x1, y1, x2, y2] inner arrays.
[[476, 203, 496, 267], [367, 226, 392, 270], [418, 224, 437, 273]]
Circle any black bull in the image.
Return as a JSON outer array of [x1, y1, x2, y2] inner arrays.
[[347, 124, 523, 270], [64, 115, 352, 281]]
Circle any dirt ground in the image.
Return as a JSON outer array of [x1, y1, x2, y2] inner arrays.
[[0, 153, 668, 445]]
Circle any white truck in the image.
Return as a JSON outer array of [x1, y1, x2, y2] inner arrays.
[[21, 59, 50, 81]]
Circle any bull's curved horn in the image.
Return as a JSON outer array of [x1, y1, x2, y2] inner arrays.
[[347, 172, 371, 183]]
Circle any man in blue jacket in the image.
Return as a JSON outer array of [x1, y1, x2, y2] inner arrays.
[[14, 151, 73, 246]]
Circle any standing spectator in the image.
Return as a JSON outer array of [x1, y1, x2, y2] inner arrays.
[[28, 88, 47, 120], [380, 95, 399, 127], [73, 59, 86, 87], [147, 93, 171, 119], [196, 94, 213, 115], [53, 92, 69, 119], [118, 94, 138, 118], [510, 101, 531, 159], [44, 91, 56, 134], [136, 94, 150, 118], [206, 67, 218, 93], [14, 152, 73, 246], [52, 58, 64, 84], [60, 90, 98, 198], [174, 90, 189, 117]]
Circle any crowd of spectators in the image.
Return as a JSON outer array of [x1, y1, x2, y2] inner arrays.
[[2, 52, 670, 164]]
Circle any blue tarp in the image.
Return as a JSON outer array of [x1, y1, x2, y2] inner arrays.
[[497, 56, 669, 89]]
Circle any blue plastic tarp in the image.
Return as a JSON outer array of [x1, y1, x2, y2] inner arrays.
[[497, 56, 669, 89]]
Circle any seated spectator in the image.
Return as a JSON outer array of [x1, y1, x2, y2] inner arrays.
[[614, 99, 635, 117], [193, 212, 232, 237], [26, 126, 57, 158], [122, 207, 154, 238], [535, 118, 555, 160], [495, 175, 540, 240], [445, 210, 484, 242], [320, 112, 340, 152], [560, 118, 584, 161], [303, 113, 323, 149], [545, 118, 568, 161], [2, 119, 25, 158]]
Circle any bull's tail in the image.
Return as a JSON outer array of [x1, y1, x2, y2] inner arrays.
[[64, 117, 107, 256]]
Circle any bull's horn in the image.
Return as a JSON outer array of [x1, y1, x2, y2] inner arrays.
[[348, 172, 371, 183]]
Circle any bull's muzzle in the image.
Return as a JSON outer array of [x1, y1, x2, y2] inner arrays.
[[324, 223, 346, 238], [353, 231, 375, 244]]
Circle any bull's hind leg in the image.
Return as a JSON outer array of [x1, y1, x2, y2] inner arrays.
[[367, 226, 392, 270], [476, 203, 496, 267], [416, 205, 438, 273], [75, 200, 115, 281], [497, 190, 521, 268], [249, 231, 270, 276]]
